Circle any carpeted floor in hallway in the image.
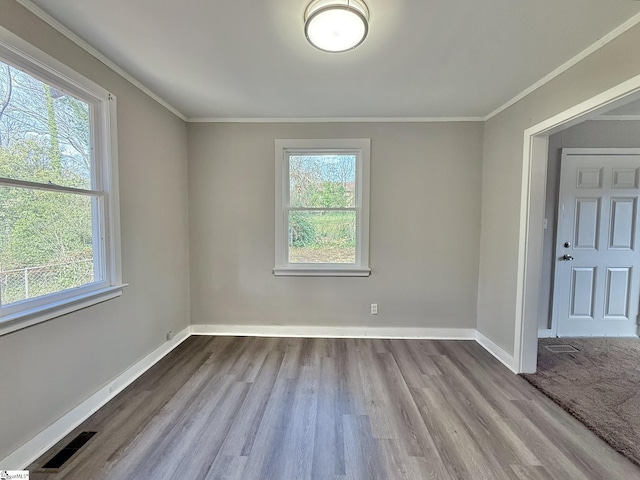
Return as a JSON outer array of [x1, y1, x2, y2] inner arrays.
[[523, 337, 640, 466]]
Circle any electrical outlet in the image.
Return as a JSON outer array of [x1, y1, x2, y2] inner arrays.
[[371, 303, 378, 315], [166, 330, 174, 341]]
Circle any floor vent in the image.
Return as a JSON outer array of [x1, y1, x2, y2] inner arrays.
[[40, 431, 96, 470], [544, 345, 579, 353]]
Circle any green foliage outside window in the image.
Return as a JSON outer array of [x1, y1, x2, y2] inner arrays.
[[0, 62, 95, 305], [288, 155, 357, 263]]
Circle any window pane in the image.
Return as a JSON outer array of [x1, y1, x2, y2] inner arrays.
[[289, 155, 356, 208], [288, 210, 356, 264], [0, 186, 97, 305], [0, 61, 92, 189]]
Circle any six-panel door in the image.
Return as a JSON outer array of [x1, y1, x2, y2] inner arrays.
[[554, 150, 640, 337]]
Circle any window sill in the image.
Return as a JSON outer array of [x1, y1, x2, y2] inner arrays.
[[0, 285, 127, 337], [273, 267, 371, 277]]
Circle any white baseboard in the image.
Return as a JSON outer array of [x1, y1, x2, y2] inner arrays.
[[0, 326, 191, 470], [538, 329, 554, 338], [475, 330, 517, 373], [190, 324, 477, 340]]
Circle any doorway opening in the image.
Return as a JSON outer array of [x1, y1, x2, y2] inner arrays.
[[515, 73, 640, 374], [521, 107, 640, 465], [516, 76, 640, 467]]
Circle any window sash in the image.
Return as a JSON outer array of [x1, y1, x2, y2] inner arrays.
[[0, 185, 109, 314], [285, 150, 360, 210], [286, 210, 358, 265], [0, 177, 104, 197], [285, 153, 361, 266], [287, 207, 357, 212]]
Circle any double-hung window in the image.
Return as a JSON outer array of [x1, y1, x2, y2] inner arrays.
[[0, 29, 122, 335], [274, 138, 370, 276]]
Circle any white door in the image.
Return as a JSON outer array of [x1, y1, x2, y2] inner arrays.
[[553, 148, 640, 337]]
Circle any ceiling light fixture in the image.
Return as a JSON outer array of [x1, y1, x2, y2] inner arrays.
[[304, 0, 370, 53]]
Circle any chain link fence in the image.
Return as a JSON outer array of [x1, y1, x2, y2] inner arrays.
[[0, 259, 94, 305]]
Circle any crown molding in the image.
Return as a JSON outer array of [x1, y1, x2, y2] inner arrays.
[[187, 116, 484, 123], [13, 0, 187, 121], [483, 11, 640, 121], [591, 115, 640, 121], [12, 0, 640, 125]]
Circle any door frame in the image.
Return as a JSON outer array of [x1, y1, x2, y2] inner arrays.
[[514, 73, 640, 373]]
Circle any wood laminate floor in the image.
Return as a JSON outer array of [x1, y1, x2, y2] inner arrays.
[[28, 336, 640, 479]]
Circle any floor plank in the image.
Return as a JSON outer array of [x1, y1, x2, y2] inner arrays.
[[27, 337, 640, 479]]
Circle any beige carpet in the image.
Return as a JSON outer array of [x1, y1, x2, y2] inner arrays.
[[523, 337, 640, 466]]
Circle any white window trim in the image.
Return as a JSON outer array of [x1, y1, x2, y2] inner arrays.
[[0, 27, 125, 336], [274, 138, 371, 277]]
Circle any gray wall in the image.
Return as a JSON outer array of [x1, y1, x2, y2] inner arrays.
[[477, 23, 640, 355], [0, 1, 190, 460], [539, 120, 640, 330], [188, 122, 483, 330], [3, 0, 640, 462]]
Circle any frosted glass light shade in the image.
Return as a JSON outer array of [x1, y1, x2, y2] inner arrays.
[[304, 0, 369, 53]]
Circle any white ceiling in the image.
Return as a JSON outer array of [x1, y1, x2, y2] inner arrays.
[[23, 0, 640, 120]]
